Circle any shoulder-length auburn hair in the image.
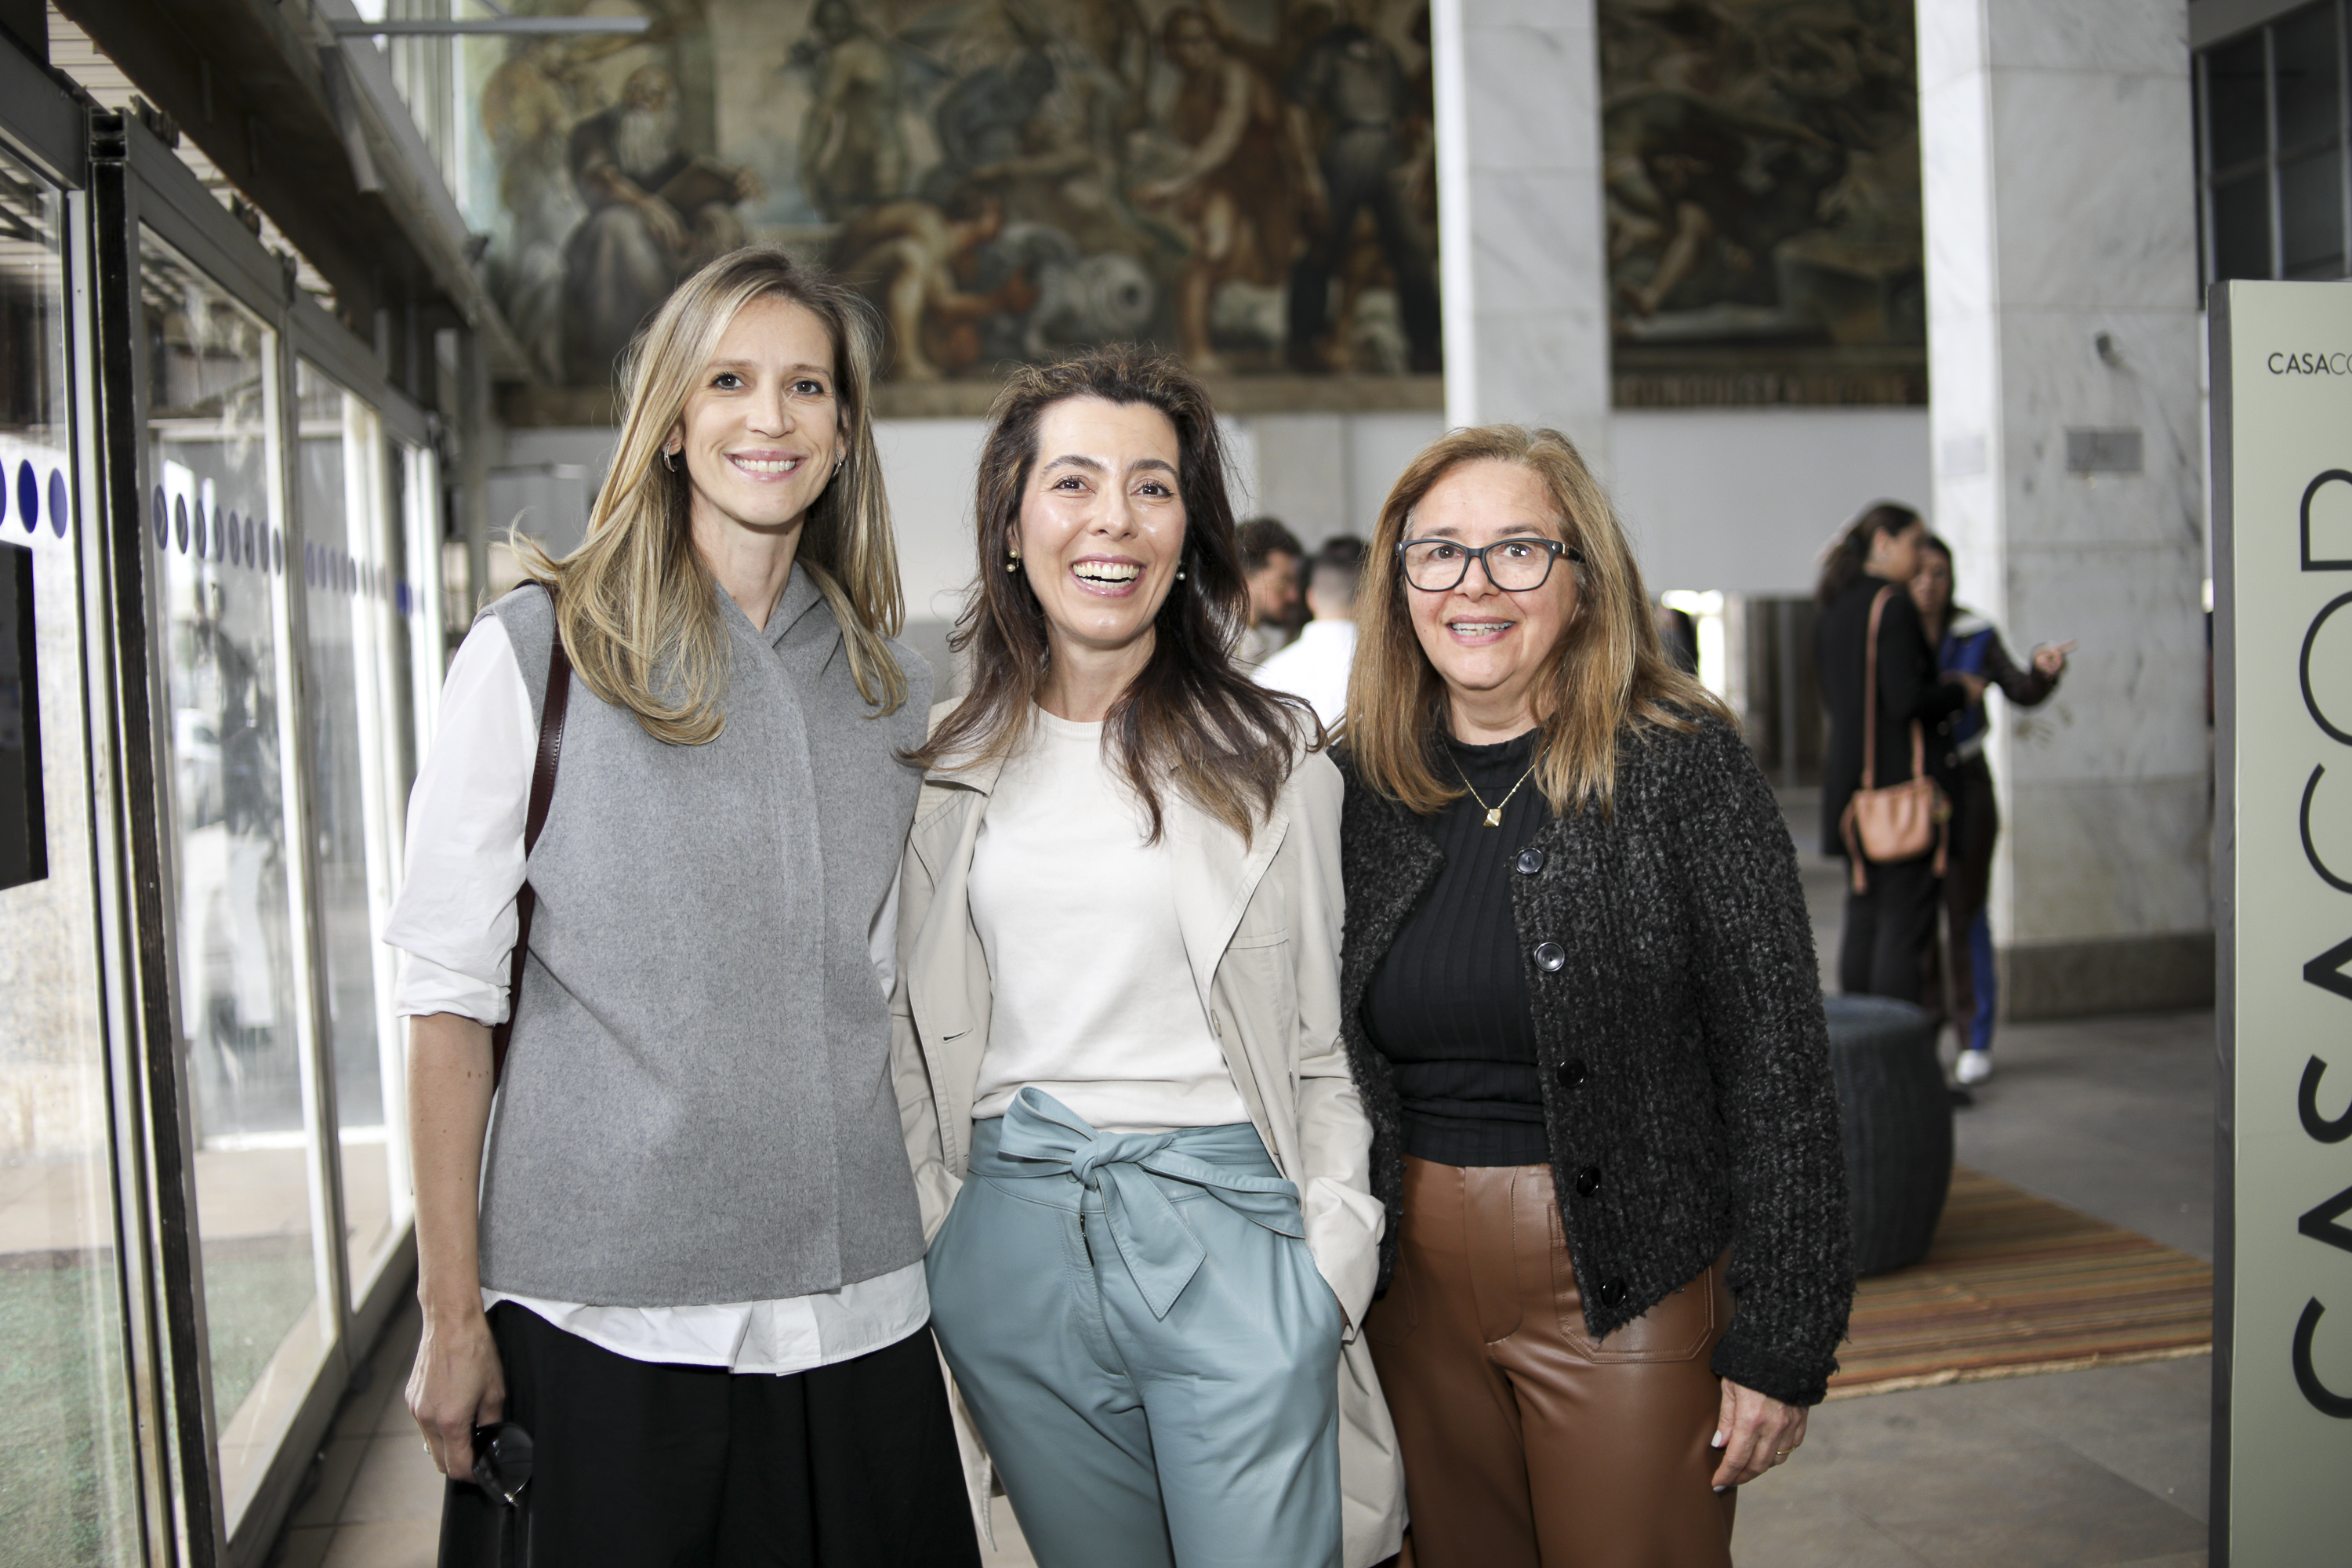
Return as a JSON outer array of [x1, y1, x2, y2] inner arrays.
[[1348, 424, 1726, 817], [515, 246, 906, 745], [909, 346, 1313, 842]]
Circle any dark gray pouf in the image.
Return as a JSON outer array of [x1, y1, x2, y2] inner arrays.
[[1824, 994, 1953, 1276]]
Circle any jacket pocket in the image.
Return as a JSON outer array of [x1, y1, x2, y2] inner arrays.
[[1550, 1201, 1722, 1363]]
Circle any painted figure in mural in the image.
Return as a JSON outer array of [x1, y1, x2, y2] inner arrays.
[[829, 191, 1030, 379], [1599, 0, 1919, 343], [561, 64, 762, 384], [793, 0, 910, 220], [1134, 7, 1299, 374], [1283, 0, 1441, 375], [481, 39, 590, 383]]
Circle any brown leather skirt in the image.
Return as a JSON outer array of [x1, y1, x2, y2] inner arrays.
[[1364, 1158, 1737, 1568]]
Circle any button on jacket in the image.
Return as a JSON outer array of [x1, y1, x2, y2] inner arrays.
[[1335, 714, 1853, 1407], [889, 711, 1406, 1566]]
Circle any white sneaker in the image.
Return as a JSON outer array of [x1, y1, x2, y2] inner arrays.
[[1955, 1048, 1993, 1086]]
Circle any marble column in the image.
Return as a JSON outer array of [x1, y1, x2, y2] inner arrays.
[[1432, 0, 1612, 473], [1918, 0, 2211, 1015]]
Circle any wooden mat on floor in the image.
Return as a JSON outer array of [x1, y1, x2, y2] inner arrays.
[[1824, 1165, 2212, 1399]]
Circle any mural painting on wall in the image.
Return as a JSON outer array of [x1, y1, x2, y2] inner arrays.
[[1599, 0, 1925, 406], [467, 0, 1441, 401]]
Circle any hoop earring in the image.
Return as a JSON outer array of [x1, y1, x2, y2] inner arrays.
[[661, 448, 677, 472]]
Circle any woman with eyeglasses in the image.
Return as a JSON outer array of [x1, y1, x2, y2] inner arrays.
[[1335, 426, 1851, 1566]]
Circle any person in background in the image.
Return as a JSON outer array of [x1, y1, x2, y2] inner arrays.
[[1909, 535, 2071, 1087], [1238, 515, 1305, 666], [1258, 536, 1365, 729], [1815, 502, 1977, 1006], [1341, 425, 1849, 1566]]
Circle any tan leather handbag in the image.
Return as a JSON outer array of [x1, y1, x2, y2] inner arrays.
[[1839, 585, 1949, 895]]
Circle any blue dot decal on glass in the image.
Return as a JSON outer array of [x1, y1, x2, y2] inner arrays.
[[303, 543, 315, 587], [16, 463, 34, 534], [173, 495, 187, 554], [192, 501, 206, 561], [224, 512, 240, 567], [245, 515, 256, 568], [48, 470, 66, 538], [273, 528, 284, 575], [152, 488, 167, 550]]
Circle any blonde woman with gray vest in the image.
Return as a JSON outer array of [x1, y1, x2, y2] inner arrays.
[[384, 249, 980, 1566], [892, 347, 1405, 1568]]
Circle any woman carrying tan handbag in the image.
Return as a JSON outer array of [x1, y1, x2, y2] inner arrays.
[[1813, 503, 1980, 1004]]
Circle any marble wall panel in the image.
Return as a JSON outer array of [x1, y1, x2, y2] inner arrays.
[[1439, 0, 1610, 463], [1915, 0, 1991, 96], [1918, 0, 2209, 953], [1468, 169, 1608, 316], [1993, 315, 2206, 554], [1983, 0, 2192, 78], [1460, 22, 1601, 174], [1997, 774, 2213, 944], [1997, 539, 2210, 781], [1987, 71, 2199, 313]]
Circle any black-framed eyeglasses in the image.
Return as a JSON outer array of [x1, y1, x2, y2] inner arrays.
[[1396, 536, 1582, 593]]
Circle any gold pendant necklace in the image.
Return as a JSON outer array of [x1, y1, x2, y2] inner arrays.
[[1457, 760, 1539, 827]]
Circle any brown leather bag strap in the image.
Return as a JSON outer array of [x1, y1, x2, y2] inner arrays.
[[1860, 585, 1892, 792], [490, 583, 572, 1085]]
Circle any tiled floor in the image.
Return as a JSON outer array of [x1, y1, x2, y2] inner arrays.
[[274, 799, 2216, 1567]]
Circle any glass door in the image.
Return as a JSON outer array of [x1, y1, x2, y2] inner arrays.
[[0, 132, 145, 1568], [293, 360, 408, 1306], [136, 227, 332, 1534]]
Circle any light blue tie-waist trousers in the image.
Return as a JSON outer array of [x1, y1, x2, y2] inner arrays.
[[927, 1088, 1345, 1568]]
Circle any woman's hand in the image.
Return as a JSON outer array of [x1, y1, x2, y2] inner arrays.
[[1709, 1377, 1808, 1489], [2032, 639, 2076, 679], [408, 1305, 505, 1479]]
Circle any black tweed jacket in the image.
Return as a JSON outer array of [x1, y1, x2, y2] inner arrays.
[[1336, 715, 1853, 1407]]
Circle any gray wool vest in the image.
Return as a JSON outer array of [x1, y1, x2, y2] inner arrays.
[[477, 571, 933, 1306]]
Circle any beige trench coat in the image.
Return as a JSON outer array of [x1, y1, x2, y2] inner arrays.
[[888, 713, 1406, 1568]]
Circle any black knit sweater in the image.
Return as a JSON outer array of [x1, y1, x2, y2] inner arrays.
[[1335, 714, 1853, 1407]]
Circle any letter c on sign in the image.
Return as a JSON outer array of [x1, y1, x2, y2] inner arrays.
[[2301, 591, 2352, 743], [2292, 1298, 2352, 1417]]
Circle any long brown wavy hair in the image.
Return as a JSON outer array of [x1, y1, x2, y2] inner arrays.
[[1813, 500, 1923, 607], [909, 346, 1314, 841], [1346, 424, 1727, 817], [514, 246, 907, 744]]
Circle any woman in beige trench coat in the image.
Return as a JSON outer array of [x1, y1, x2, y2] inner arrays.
[[887, 348, 1404, 1568]]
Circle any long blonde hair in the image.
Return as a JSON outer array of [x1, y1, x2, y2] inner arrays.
[[1346, 424, 1727, 816], [516, 247, 907, 744]]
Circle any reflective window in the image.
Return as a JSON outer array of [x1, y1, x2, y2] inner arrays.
[[0, 142, 143, 1566], [295, 362, 408, 1300], [2198, 2, 2352, 284], [141, 229, 328, 1527]]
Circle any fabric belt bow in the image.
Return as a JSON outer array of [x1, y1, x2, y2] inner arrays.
[[996, 1087, 1304, 1319]]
